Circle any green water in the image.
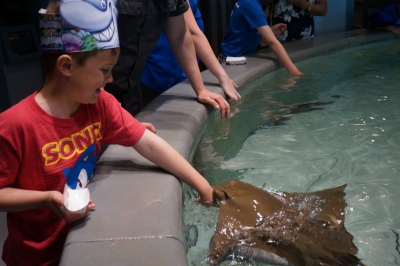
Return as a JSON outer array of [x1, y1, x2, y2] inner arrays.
[[184, 40, 400, 266]]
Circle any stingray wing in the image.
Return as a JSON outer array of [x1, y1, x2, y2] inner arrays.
[[296, 185, 363, 265]]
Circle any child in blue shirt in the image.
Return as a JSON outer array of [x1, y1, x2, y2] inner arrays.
[[366, 2, 400, 37], [221, 0, 303, 76]]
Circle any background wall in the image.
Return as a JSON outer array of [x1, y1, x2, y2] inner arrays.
[[0, 0, 43, 112], [314, 0, 351, 35]]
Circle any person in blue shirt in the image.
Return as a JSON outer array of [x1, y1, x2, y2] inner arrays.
[[366, 2, 400, 37], [140, 0, 241, 106], [221, 0, 303, 76]]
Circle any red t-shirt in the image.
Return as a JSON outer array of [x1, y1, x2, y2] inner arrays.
[[0, 90, 146, 265]]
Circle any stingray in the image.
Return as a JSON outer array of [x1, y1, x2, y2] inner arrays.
[[273, 101, 333, 126], [208, 180, 366, 266]]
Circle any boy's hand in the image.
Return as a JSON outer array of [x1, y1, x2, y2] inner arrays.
[[194, 186, 217, 207], [47, 191, 95, 222], [195, 197, 215, 208], [141, 122, 157, 134]]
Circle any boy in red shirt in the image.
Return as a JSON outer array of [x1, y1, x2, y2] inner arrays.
[[0, 1, 214, 265]]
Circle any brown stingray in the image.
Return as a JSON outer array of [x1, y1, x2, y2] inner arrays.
[[208, 180, 366, 266]]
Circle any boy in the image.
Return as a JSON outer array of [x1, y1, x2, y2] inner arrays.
[[0, 1, 213, 265], [221, 0, 303, 76]]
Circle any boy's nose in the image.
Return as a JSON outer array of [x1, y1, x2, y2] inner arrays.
[[105, 74, 113, 83]]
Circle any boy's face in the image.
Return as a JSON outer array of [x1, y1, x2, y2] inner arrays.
[[67, 49, 119, 104]]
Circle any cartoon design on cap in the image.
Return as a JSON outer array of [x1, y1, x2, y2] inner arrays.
[[40, 0, 119, 53]]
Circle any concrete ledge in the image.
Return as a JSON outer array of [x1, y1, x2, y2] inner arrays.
[[63, 166, 184, 244], [0, 29, 396, 266], [60, 238, 188, 266]]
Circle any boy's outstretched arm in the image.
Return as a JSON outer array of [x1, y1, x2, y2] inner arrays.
[[133, 130, 214, 203], [0, 187, 94, 222], [257, 26, 303, 76]]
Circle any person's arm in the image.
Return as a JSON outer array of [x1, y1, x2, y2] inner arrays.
[[0, 187, 94, 222], [183, 6, 241, 101], [289, 0, 327, 16], [369, 24, 400, 37], [133, 130, 214, 203], [165, 14, 230, 119], [257, 25, 303, 76]]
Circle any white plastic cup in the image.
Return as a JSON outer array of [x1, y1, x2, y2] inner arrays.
[[63, 186, 90, 214]]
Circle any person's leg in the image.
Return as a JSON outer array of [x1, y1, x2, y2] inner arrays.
[[140, 82, 161, 107]]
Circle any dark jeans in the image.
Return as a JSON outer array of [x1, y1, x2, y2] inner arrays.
[[140, 82, 161, 107]]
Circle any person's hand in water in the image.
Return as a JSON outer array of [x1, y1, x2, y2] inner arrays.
[[197, 89, 231, 119], [219, 74, 241, 101], [195, 186, 216, 207]]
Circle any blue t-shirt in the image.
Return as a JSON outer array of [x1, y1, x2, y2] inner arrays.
[[367, 3, 400, 28], [221, 0, 268, 57], [140, 0, 203, 94]]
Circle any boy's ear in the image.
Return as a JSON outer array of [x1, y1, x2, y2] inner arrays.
[[57, 55, 73, 77]]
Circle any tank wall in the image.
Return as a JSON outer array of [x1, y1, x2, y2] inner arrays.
[[314, 1, 348, 35]]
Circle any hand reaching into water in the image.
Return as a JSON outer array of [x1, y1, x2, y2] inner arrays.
[[194, 186, 217, 207], [197, 89, 231, 119], [219, 74, 241, 101], [385, 25, 400, 37]]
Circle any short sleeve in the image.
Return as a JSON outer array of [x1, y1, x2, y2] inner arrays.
[[170, 0, 189, 17], [0, 136, 19, 188], [99, 92, 146, 147], [242, 2, 268, 29], [367, 4, 399, 28]]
